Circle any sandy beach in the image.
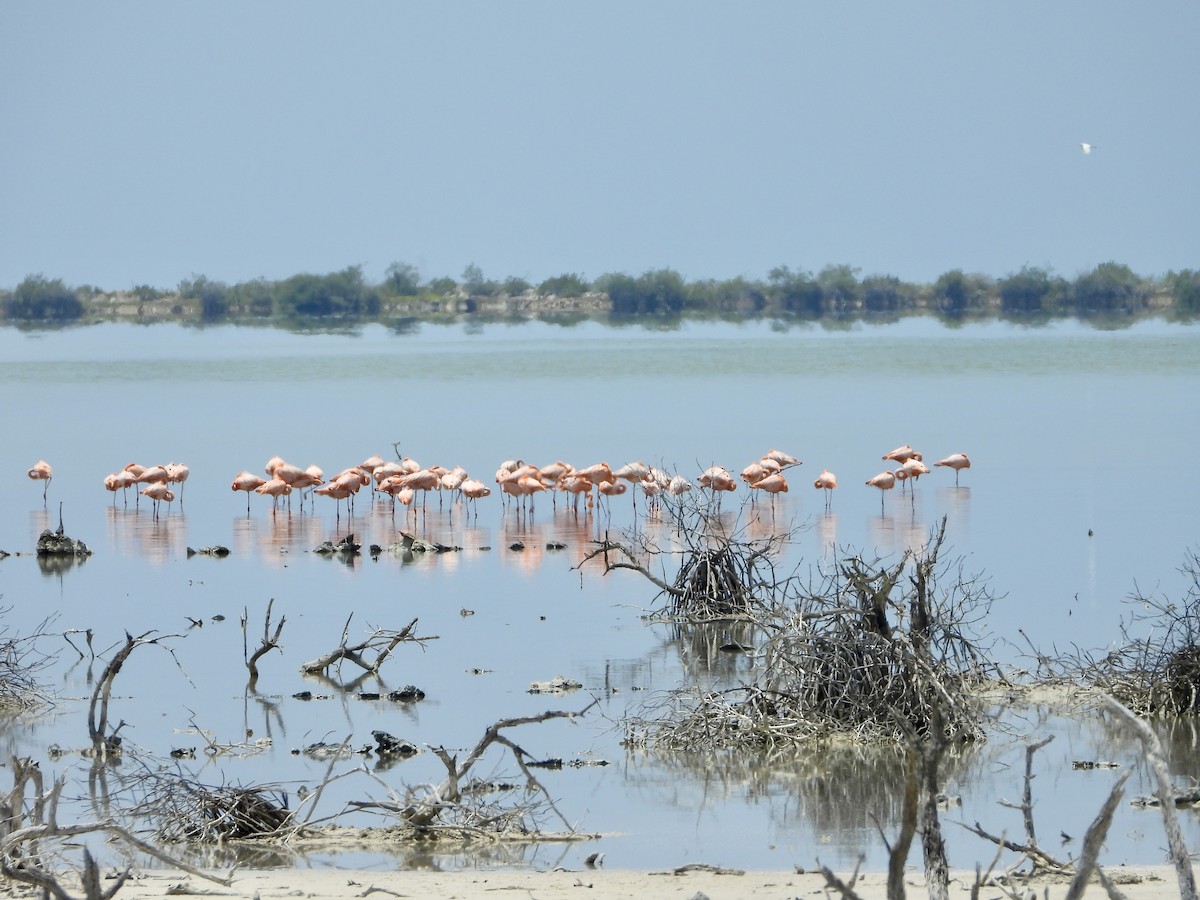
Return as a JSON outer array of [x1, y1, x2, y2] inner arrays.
[[83, 863, 1185, 900]]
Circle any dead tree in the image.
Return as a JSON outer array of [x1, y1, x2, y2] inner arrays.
[[243, 598, 286, 688], [1063, 548, 1200, 716], [348, 701, 599, 841], [88, 630, 186, 761], [1, 757, 232, 898], [1104, 696, 1198, 900], [300, 616, 435, 682]]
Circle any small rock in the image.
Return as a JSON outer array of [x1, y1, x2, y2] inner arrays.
[[36, 529, 91, 557], [187, 545, 230, 558], [528, 674, 583, 694], [387, 685, 426, 703], [372, 730, 420, 758]]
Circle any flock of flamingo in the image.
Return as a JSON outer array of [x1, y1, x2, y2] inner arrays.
[[24, 446, 971, 519]]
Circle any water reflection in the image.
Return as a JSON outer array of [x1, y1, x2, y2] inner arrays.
[[623, 740, 979, 848], [35, 553, 89, 578], [668, 621, 763, 680], [105, 506, 189, 564]]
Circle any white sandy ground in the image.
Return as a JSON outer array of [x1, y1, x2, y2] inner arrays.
[[56, 863, 1185, 900]]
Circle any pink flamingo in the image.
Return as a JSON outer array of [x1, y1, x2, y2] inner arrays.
[[866, 470, 896, 513], [231, 471, 267, 512], [27, 460, 53, 503], [140, 482, 175, 519], [883, 444, 922, 464], [934, 453, 971, 485], [813, 469, 838, 510]]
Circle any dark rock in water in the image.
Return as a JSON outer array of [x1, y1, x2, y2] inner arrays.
[[358, 692, 381, 701], [372, 730, 420, 757], [302, 741, 364, 761], [293, 691, 314, 701], [36, 529, 91, 557], [314, 534, 361, 555], [186, 545, 231, 558], [387, 685, 426, 703], [509, 541, 525, 551], [546, 541, 567, 551], [396, 532, 458, 554]]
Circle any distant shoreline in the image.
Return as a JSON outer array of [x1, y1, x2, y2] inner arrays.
[[0, 288, 1191, 331]]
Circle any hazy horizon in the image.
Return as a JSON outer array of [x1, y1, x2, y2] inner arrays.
[[3, 3, 1197, 292]]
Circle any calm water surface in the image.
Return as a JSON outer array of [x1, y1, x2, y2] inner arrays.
[[0, 317, 1197, 872]]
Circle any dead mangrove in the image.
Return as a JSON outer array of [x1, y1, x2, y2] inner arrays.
[[608, 514, 998, 748]]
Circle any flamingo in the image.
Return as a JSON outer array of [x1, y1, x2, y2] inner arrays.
[[576, 461, 615, 486], [315, 481, 355, 520], [440, 466, 468, 494], [165, 462, 190, 505], [598, 479, 627, 499], [27, 460, 52, 503], [104, 471, 134, 506], [639, 476, 661, 508], [558, 473, 596, 511], [741, 461, 770, 487], [866, 471, 896, 513], [255, 477, 292, 515], [763, 449, 801, 468], [231, 471, 267, 512], [400, 469, 443, 510], [140, 482, 175, 519], [751, 472, 788, 496], [359, 454, 386, 474], [883, 444, 922, 464], [370, 461, 405, 485], [613, 461, 649, 512], [813, 469, 837, 509], [667, 475, 692, 497], [539, 460, 573, 484], [135, 464, 169, 485], [934, 453, 971, 485], [698, 466, 737, 492], [460, 478, 491, 517]]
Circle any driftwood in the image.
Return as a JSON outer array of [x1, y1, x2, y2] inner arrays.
[[1064, 769, 1131, 900], [962, 737, 1071, 875], [1103, 696, 1198, 900], [243, 598, 286, 687], [300, 616, 434, 678], [399, 700, 600, 840], [87, 631, 187, 761], [1, 757, 232, 897]]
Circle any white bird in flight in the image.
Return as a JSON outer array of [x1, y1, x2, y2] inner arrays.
[[1080, 142, 1096, 155]]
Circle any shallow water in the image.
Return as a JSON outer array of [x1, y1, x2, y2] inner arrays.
[[0, 317, 1198, 872]]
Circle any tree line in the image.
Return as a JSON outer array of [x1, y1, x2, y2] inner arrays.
[[2, 261, 1199, 324]]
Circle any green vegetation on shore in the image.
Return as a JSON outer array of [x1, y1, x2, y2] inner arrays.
[[2, 262, 1198, 329]]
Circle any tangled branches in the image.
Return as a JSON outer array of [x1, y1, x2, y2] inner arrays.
[[138, 774, 294, 844], [580, 496, 788, 620], [0, 615, 48, 714], [1067, 549, 1200, 716], [615, 516, 998, 749]]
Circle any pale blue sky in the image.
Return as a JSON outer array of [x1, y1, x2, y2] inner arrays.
[[2, 3, 1196, 292]]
